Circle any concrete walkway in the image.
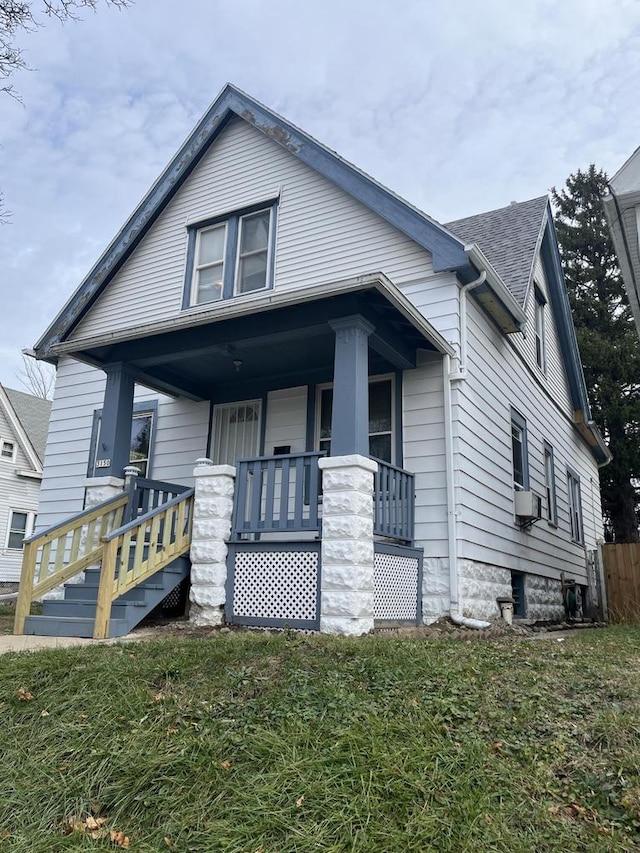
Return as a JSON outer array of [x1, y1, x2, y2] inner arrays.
[[0, 630, 155, 655]]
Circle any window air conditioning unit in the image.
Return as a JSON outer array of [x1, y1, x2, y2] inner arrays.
[[514, 490, 543, 522]]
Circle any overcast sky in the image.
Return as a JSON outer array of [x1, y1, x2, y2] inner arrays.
[[1, 0, 640, 390]]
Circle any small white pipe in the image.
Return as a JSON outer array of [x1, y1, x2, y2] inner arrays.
[[0, 592, 18, 602], [443, 353, 491, 630], [451, 270, 486, 379]]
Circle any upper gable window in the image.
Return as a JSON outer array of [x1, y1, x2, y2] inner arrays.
[[184, 202, 276, 309], [534, 286, 547, 373], [1, 440, 15, 461]]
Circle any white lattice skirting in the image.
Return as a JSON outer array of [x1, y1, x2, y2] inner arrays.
[[230, 545, 320, 626], [374, 548, 420, 622]]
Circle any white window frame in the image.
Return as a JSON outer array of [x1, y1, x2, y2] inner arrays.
[[510, 409, 529, 491], [5, 509, 36, 551], [534, 286, 547, 374], [543, 442, 557, 526], [234, 209, 274, 297], [315, 374, 396, 464], [190, 222, 228, 306], [1, 440, 16, 462], [567, 469, 584, 544]]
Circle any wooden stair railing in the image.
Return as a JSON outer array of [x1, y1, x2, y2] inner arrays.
[[13, 493, 129, 634], [93, 488, 194, 639]]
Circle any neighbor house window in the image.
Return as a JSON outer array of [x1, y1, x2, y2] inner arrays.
[[544, 442, 557, 525], [185, 202, 276, 308], [510, 409, 529, 490], [567, 469, 584, 544], [317, 376, 394, 464], [6, 510, 36, 550], [1, 440, 15, 461], [534, 287, 546, 373], [88, 402, 157, 478]]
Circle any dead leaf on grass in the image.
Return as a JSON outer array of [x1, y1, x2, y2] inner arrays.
[[110, 829, 131, 848], [163, 838, 174, 848], [40, 710, 50, 717], [220, 760, 232, 770], [296, 795, 305, 808], [16, 688, 33, 701]]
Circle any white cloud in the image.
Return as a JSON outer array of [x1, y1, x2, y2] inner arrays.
[[1, 0, 640, 386]]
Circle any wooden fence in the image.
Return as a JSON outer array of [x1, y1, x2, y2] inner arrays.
[[603, 542, 640, 622]]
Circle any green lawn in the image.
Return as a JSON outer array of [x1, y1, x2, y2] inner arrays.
[[1, 628, 639, 852]]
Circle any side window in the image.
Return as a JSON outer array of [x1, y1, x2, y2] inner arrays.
[[6, 510, 36, 550], [1, 440, 15, 461], [534, 286, 547, 373], [88, 402, 157, 478], [544, 442, 557, 525], [510, 409, 529, 490], [567, 469, 584, 544]]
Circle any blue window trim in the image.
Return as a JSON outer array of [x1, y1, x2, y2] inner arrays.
[[182, 198, 278, 310], [510, 408, 529, 490], [87, 400, 158, 478], [543, 440, 558, 526], [566, 466, 584, 544]]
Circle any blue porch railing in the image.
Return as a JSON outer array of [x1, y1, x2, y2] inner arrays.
[[124, 476, 191, 523], [231, 452, 324, 539], [372, 459, 414, 545]]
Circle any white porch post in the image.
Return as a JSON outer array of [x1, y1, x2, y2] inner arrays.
[[189, 458, 235, 627], [319, 454, 377, 635]]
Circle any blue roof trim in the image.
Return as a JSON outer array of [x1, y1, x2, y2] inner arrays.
[[34, 84, 468, 355]]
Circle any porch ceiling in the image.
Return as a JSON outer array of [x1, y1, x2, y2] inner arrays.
[[73, 287, 440, 401]]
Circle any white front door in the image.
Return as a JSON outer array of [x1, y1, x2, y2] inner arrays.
[[211, 400, 262, 465]]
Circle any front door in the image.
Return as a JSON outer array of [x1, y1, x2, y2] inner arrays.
[[211, 399, 262, 465]]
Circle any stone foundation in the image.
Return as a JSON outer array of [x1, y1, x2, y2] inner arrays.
[[421, 557, 451, 624], [525, 574, 565, 621], [458, 561, 512, 620], [188, 460, 235, 627]]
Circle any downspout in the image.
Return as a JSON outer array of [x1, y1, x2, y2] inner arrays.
[[449, 270, 486, 380], [443, 356, 491, 630]]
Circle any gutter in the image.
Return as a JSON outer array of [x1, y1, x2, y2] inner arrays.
[[443, 353, 491, 629], [465, 244, 527, 333]]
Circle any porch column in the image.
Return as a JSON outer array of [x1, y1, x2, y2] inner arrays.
[[319, 454, 377, 636], [189, 458, 236, 627], [94, 363, 135, 478], [328, 316, 375, 456]]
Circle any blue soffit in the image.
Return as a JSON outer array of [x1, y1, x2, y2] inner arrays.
[[538, 204, 611, 465], [34, 84, 472, 356]]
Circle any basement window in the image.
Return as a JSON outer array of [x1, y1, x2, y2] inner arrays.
[[510, 571, 526, 618]]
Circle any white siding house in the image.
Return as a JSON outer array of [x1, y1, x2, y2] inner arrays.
[[18, 85, 610, 638], [0, 386, 51, 586]]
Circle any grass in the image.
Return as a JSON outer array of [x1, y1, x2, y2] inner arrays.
[[1, 628, 640, 852], [0, 603, 16, 634]]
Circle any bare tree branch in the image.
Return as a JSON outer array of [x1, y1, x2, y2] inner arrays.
[[16, 352, 55, 399]]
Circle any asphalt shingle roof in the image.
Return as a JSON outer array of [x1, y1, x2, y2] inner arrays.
[[445, 196, 549, 306], [4, 387, 52, 465]]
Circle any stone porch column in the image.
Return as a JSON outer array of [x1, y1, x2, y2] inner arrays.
[[189, 458, 235, 627], [319, 454, 377, 636]]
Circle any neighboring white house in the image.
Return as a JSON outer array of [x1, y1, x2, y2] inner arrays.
[[603, 147, 640, 337], [0, 385, 51, 588], [19, 85, 610, 637]]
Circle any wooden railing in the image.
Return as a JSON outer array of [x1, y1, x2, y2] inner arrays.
[[231, 452, 324, 539], [13, 493, 129, 634], [94, 489, 194, 639], [123, 476, 191, 523], [373, 459, 415, 544]]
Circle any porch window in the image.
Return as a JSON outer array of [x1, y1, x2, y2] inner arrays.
[[185, 201, 276, 308], [6, 510, 36, 550], [212, 400, 262, 466], [88, 402, 157, 478], [318, 376, 394, 463]]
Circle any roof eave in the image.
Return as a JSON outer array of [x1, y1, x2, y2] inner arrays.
[[603, 190, 640, 337], [464, 245, 527, 333]]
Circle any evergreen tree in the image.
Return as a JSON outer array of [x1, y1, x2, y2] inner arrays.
[[553, 165, 640, 542]]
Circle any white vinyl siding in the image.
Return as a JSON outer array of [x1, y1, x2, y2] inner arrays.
[[70, 118, 434, 342], [0, 403, 41, 582], [454, 298, 602, 583], [35, 357, 210, 533]]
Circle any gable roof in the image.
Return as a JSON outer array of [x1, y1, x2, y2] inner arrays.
[[34, 83, 524, 357], [0, 385, 52, 470], [445, 196, 548, 306]]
